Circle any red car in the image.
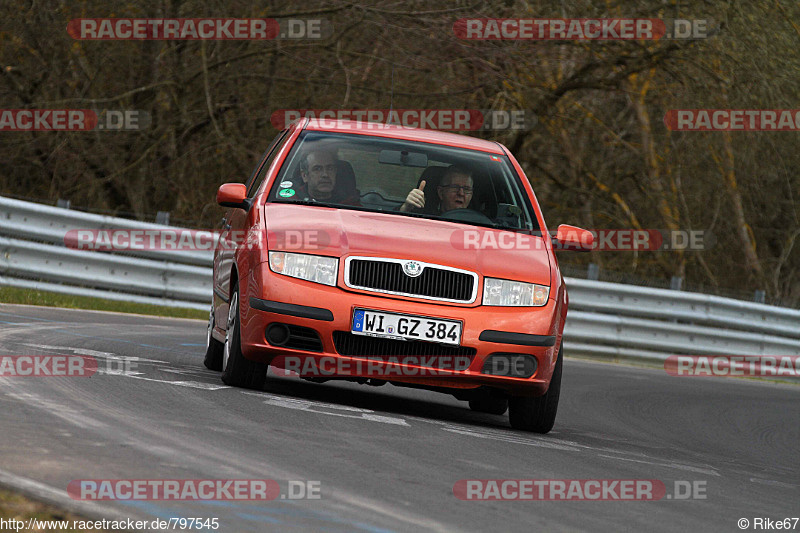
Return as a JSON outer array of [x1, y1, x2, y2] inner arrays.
[[204, 118, 591, 433]]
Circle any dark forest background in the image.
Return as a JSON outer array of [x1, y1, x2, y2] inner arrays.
[[2, 0, 799, 305]]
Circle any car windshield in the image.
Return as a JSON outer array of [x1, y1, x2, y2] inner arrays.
[[268, 131, 539, 231]]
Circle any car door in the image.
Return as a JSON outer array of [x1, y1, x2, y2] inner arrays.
[[213, 129, 291, 328]]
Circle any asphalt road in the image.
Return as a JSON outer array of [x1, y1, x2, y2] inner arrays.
[[0, 303, 797, 532]]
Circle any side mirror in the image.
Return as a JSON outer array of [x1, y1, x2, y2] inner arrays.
[[217, 183, 249, 209], [554, 224, 594, 252]]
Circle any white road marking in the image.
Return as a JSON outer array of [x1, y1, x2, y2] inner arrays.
[[21, 343, 168, 364], [125, 374, 229, 390], [749, 477, 797, 489], [17, 343, 230, 390], [263, 398, 410, 425], [244, 391, 410, 425], [95, 369, 145, 376], [440, 426, 580, 451], [361, 413, 410, 425], [160, 368, 205, 375], [413, 417, 724, 475], [596, 454, 720, 476], [0, 386, 107, 430]]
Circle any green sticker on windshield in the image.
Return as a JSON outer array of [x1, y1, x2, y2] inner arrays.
[[278, 188, 295, 198]]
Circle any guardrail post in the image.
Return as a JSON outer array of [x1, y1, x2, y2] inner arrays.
[[754, 290, 766, 303], [587, 263, 599, 280], [156, 211, 171, 225], [56, 199, 71, 209], [670, 276, 683, 290]]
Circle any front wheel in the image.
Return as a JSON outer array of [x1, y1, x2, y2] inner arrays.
[[508, 345, 562, 433], [221, 288, 268, 389]]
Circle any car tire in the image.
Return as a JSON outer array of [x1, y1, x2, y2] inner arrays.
[[221, 287, 268, 389], [468, 392, 509, 415], [203, 304, 224, 371], [508, 345, 562, 433]]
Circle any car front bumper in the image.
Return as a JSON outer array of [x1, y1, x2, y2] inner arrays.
[[239, 262, 565, 397]]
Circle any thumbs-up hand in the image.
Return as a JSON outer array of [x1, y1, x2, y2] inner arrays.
[[400, 180, 426, 212]]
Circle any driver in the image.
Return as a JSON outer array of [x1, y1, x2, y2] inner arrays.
[[300, 150, 338, 201], [399, 165, 474, 213], [296, 149, 360, 206]]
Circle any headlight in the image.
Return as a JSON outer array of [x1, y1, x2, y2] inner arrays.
[[268, 252, 338, 286], [483, 278, 549, 306]]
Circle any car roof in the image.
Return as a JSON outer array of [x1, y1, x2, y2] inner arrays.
[[302, 118, 506, 155]]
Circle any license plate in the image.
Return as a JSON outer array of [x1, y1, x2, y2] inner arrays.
[[351, 309, 462, 345]]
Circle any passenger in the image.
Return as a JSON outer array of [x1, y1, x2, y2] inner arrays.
[[399, 165, 474, 213]]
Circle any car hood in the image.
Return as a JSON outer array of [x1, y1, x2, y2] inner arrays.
[[264, 204, 552, 286]]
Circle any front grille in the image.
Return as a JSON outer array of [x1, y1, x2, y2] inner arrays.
[[347, 258, 475, 302], [333, 331, 476, 368]]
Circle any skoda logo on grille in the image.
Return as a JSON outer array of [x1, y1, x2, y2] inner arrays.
[[403, 261, 423, 277]]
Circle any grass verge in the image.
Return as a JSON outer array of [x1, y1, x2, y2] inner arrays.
[[0, 286, 207, 320], [0, 487, 108, 532]]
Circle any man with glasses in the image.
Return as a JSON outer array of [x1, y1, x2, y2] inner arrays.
[[399, 165, 474, 213]]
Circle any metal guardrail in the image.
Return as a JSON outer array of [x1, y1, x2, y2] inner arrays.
[[0, 195, 213, 311], [565, 278, 800, 339], [564, 278, 800, 361], [1, 195, 798, 363], [0, 236, 210, 303], [564, 311, 800, 360], [0, 196, 213, 267]]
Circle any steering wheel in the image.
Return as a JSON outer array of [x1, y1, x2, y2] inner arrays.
[[439, 208, 494, 225]]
